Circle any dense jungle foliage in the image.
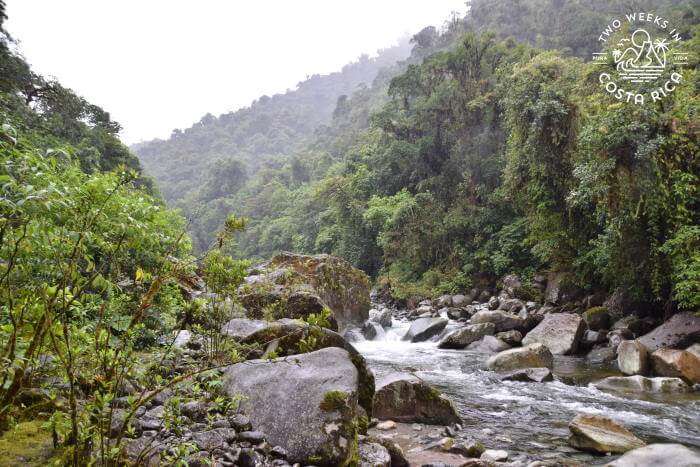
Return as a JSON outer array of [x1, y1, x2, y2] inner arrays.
[[134, 0, 699, 314]]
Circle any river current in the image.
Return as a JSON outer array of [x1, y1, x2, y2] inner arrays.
[[353, 312, 700, 465]]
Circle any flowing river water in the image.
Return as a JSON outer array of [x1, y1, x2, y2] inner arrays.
[[353, 310, 700, 465]]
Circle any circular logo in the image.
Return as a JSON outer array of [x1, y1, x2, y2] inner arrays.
[[592, 13, 688, 105]]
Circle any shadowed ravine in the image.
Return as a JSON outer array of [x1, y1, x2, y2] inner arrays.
[[354, 309, 700, 465]]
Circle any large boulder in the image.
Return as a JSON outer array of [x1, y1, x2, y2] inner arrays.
[[592, 375, 692, 394], [358, 441, 391, 466], [617, 340, 649, 376], [235, 321, 375, 415], [486, 343, 553, 371], [650, 348, 700, 384], [402, 317, 448, 342], [372, 373, 460, 425], [606, 443, 700, 467], [638, 312, 700, 352], [242, 252, 371, 331], [470, 310, 524, 332], [568, 414, 645, 454], [521, 313, 585, 355], [437, 323, 495, 349], [222, 347, 363, 465]]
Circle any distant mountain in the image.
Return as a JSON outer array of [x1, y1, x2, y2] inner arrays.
[[132, 42, 411, 206]]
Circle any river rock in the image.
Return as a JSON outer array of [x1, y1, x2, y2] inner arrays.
[[495, 330, 522, 345], [242, 252, 371, 331], [470, 309, 524, 332], [437, 295, 453, 307], [452, 294, 470, 307], [402, 317, 448, 342], [650, 348, 700, 384], [568, 414, 645, 454], [500, 367, 553, 382], [358, 441, 391, 466], [481, 449, 508, 461], [362, 321, 385, 340], [502, 274, 523, 298], [437, 323, 495, 349], [370, 309, 393, 328], [285, 290, 339, 330], [191, 428, 237, 451], [222, 347, 362, 465], [582, 307, 611, 331], [466, 335, 511, 353], [638, 312, 700, 352], [617, 340, 649, 375], [593, 375, 691, 393], [487, 296, 499, 310], [372, 373, 460, 425], [587, 346, 617, 363], [582, 330, 607, 346], [220, 318, 268, 340], [521, 313, 585, 355], [606, 443, 700, 466], [486, 343, 553, 370]]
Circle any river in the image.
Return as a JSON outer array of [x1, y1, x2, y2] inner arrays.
[[353, 310, 700, 465]]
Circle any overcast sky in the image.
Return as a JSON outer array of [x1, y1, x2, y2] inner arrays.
[[6, 1, 465, 144]]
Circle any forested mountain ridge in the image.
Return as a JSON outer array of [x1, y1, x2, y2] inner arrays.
[[132, 41, 411, 205]]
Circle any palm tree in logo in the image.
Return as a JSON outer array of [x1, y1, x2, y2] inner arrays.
[[612, 49, 622, 61], [653, 38, 669, 67]]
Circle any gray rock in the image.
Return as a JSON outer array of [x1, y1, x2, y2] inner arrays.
[[638, 312, 700, 352], [222, 347, 363, 465], [592, 375, 692, 393], [238, 430, 266, 444], [470, 309, 524, 332], [370, 309, 393, 328], [182, 400, 207, 421], [568, 414, 645, 454], [358, 441, 391, 467], [437, 323, 495, 349], [495, 330, 522, 346], [125, 436, 166, 467], [500, 367, 553, 382], [466, 335, 511, 353], [582, 330, 607, 346], [437, 295, 453, 308], [521, 313, 585, 355], [362, 321, 385, 340], [191, 428, 237, 451], [606, 443, 700, 466], [220, 318, 267, 340], [502, 274, 523, 298], [587, 346, 617, 363], [617, 340, 649, 375], [487, 343, 554, 371], [372, 373, 460, 425], [452, 294, 469, 307], [402, 317, 448, 342], [487, 296, 500, 310]]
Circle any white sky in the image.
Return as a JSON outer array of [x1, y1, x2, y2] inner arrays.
[[6, 1, 465, 144]]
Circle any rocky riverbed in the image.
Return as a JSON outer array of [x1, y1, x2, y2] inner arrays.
[[351, 308, 700, 465]]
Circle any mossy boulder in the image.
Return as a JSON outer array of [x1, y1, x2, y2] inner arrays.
[[222, 347, 363, 465], [234, 320, 375, 416], [241, 252, 370, 331], [372, 373, 460, 425], [582, 307, 611, 331]]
